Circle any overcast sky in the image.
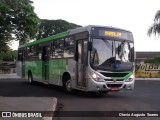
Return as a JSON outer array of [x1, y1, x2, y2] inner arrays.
[[12, 0, 160, 51]]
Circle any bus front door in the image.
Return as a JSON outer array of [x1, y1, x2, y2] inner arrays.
[[42, 46, 49, 81], [76, 40, 87, 89]]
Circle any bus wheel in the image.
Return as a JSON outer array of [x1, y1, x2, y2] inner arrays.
[[64, 79, 72, 93], [28, 72, 33, 84]]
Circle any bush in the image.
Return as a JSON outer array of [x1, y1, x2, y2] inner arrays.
[[0, 50, 17, 61], [145, 56, 160, 64]]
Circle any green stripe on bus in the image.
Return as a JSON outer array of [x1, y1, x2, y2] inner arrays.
[[24, 31, 69, 46], [111, 72, 133, 80]]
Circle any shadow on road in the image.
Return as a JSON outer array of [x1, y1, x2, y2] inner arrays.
[[0, 79, 131, 98]]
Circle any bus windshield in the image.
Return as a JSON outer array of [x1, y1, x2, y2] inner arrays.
[[90, 38, 134, 71]]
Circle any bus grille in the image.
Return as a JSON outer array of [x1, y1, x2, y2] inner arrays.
[[100, 72, 128, 77], [104, 79, 124, 81], [107, 84, 122, 87]]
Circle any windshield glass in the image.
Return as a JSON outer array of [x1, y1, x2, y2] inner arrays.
[[90, 39, 134, 71]]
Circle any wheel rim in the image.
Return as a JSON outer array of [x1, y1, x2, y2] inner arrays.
[[66, 80, 72, 92]]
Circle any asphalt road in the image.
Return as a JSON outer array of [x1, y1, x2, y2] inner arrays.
[[0, 79, 160, 120]]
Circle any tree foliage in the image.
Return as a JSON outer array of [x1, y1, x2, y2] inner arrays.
[[148, 10, 160, 36], [0, 0, 39, 47], [37, 19, 81, 39], [0, 1, 13, 52], [144, 56, 160, 64]]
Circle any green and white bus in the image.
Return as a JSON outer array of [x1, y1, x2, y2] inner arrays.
[[17, 25, 135, 93]]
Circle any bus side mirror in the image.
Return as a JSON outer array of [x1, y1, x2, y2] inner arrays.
[[131, 47, 135, 62], [88, 42, 92, 51]]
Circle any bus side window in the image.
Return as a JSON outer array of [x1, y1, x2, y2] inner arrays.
[[36, 44, 42, 59], [26, 47, 30, 60], [50, 41, 55, 58], [31, 45, 35, 59], [64, 37, 74, 58], [53, 39, 63, 58], [54, 40, 59, 58], [59, 38, 64, 58]]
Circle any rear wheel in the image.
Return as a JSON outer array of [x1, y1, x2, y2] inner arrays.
[[28, 72, 34, 84]]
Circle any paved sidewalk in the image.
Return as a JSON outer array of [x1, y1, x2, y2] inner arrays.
[[135, 78, 160, 80], [0, 73, 20, 79], [0, 97, 57, 120]]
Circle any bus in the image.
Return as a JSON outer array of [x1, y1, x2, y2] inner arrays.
[[16, 25, 135, 93]]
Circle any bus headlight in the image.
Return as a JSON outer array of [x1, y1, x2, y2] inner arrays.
[[91, 72, 103, 82], [126, 78, 133, 82], [125, 74, 134, 82], [92, 73, 98, 79]]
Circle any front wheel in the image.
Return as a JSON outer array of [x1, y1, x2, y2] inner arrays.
[[63, 79, 72, 93]]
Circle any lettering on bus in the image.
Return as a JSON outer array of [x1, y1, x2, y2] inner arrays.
[[104, 31, 122, 37]]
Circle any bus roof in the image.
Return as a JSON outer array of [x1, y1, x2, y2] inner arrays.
[[21, 25, 132, 47], [68, 25, 132, 35]]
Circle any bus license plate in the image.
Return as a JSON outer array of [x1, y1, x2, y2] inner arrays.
[[111, 87, 119, 91]]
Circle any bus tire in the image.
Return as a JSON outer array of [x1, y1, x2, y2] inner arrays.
[[63, 74, 72, 93], [28, 71, 34, 84]]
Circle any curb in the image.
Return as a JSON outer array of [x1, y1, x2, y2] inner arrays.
[[135, 78, 160, 80]]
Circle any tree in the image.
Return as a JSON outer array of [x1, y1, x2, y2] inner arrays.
[[0, 0, 40, 46], [10, 0, 40, 45], [148, 10, 160, 36], [37, 19, 81, 39], [0, 1, 13, 52]]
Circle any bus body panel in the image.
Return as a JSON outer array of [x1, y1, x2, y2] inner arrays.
[[16, 61, 22, 77], [66, 59, 77, 89], [48, 59, 67, 86], [25, 60, 43, 81]]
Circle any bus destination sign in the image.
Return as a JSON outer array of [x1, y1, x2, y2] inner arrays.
[[104, 31, 122, 37], [98, 29, 133, 41]]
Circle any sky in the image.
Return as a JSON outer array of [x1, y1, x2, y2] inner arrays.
[[12, 0, 160, 51]]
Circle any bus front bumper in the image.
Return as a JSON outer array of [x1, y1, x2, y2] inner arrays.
[[88, 78, 135, 92]]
